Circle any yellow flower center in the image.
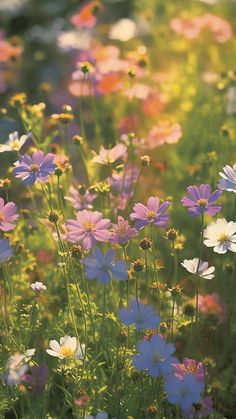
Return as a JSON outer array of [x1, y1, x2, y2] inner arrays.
[[147, 210, 156, 220], [10, 140, 20, 150], [30, 163, 39, 172], [60, 347, 74, 358], [218, 233, 229, 242], [82, 222, 95, 232], [0, 212, 4, 221], [197, 198, 208, 207]]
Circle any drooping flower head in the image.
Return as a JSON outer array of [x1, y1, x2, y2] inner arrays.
[[132, 334, 177, 377], [83, 247, 128, 283], [203, 218, 236, 253], [181, 184, 221, 216], [0, 197, 18, 231], [13, 151, 56, 185], [165, 373, 204, 411], [181, 258, 215, 280], [0, 238, 13, 262], [218, 164, 236, 193], [118, 299, 160, 331], [92, 143, 127, 165], [66, 210, 111, 250], [110, 216, 138, 246], [130, 196, 170, 230]]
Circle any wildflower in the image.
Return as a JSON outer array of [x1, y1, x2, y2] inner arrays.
[[31, 281, 47, 293], [92, 143, 127, 165], [86, 412, 108, 419], [132, 334, 177, 377], [165, 373, 204, 411], [110, 216, 138, 246], [140, 237, 152, 250], [65, 185, 96, 210], [203, 218, 236, 253], [46, 336, 79, 359], [0, 238, 13, 262], [181, 184, 221, 216], [172, 358, 205, 382], [109, 18, 137, 42], [146, 122, 182, 149], [23, 364, 48, 395], [0, 131, 30, 153], [3, 353, 28, 386], [0, 197, 18, 231], [24, 349, 36, 362], [110, 164, 138, 194], [218, 164, 236, 193], [198, 293, 226, 323], [130, 196, 170, 230], [13, 151, 56, 185], [83, 247, 128, 283], [181, 258, 215, 280], [70, 1, 100, 29], [182, 396, 213, 419], [66, 210, 111, 250], [118, 299, 160, 330]]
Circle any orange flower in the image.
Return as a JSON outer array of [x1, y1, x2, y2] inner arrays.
[[70, 1, 101, 29], [97, 73, 124, 94]]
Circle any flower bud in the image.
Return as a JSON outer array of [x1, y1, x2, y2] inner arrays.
[[140, 237, 152, 250], [48, 211, 59, 224], [141, 155, 150, 167]]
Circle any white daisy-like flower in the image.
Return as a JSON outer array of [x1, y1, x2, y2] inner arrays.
[[218, 164, 236, 193], [204, 218, 236, 254], [31, 281, 47, 293], [109, 18, 137, 42], [0, 131, 31, 153], [181, 258, 215, 280], [46, 335, 80, 359], [3, 353, 28, 386]]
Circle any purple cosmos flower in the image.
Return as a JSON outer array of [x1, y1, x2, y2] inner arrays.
[[110, 164, 139, 194], [66, 210, 111, 250], [130, 196, 170, 230], [83, 247, 128, 283], [13, 151, 56, 185], [172, 358, 205, 382], [110, 216, 138, 246], [132, 334, 177, 377], [64, 185, 97, 210], [0, 198, 18, 231], [23, 364, 48, 394], [218, 164, 236, 193], [0, 238, 13, 262], [118, 299, 160, 330], [164, 373, 204, 411], [181, 184, 221, 216]]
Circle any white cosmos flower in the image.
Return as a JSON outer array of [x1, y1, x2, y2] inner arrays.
[[181, 258, 215, 280], [0, 131, 31, 153], [109, 18, 137, 42], [46, 335, 82, 359], [204, 218, 236, 254], [92, 144, 127, 165], [218, 164, 236, 193], [3, 353, 28, 386]]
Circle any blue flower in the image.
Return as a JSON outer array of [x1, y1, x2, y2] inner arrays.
[[83, 247, 128, 284], [132, 334, 177, 378], [0, 238, 13, 263], [164, 373, 204, 411], [118, 299, 160, 330]]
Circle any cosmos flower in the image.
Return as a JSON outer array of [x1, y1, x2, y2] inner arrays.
[[110, 216, 138, 246], [65, 186, 97, 210], [118, 299, 160, 330], [0, 198, 18, 231], [31, 281, 47, 293], [182, 396, 213, 419], [198, 293, 226, 323], [92, 143, 127, 165], [109, 18, 137, 42], [0, 238, 13, 262], [83, 247, 128, 283], [165, 373, 204, 411], [3, 353, 28, 386], [130, 196, 170, 230], [181, 258, 215, 280], [70, 1, 100, 29], [203, 218, 236, 253], [132, 334, 177, 377], [0, 131, 31, 153], [146, 122, 182, 149], [218, 164, 236, 193], [172, 358, 205, 382], [46, 336, 82, 359], [13, 151, 56, 185], [66, 210, 111, 250], [110, 164, 139, 194], [181, 184, 221, 216]]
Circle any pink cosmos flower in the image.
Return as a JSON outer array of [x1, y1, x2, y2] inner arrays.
[[198, 293, 226, 323], [130, 196, 170, 230], [110, 216, 138, 246], [170, 17, 203, 39], [146, 122, 182, 149], [92, 143, 127, 165], [202, 13, 232, 43], [66, 210, 111, 250], [65, 186, 96, 210], [172, 358, 205, 382], [0, 197, 19, 231]]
